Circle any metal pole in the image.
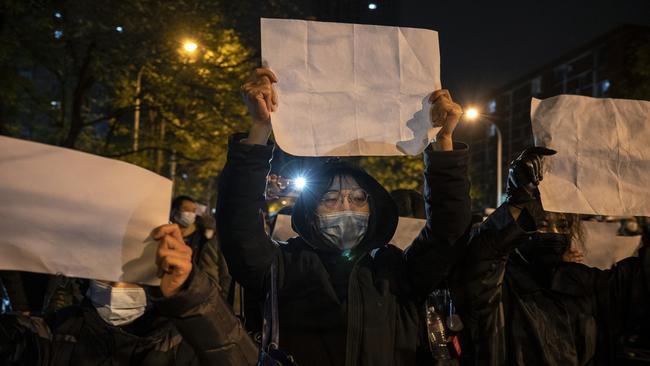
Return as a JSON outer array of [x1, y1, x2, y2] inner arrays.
[[133, 67, 144, 152], [495, 124, 503, 207]]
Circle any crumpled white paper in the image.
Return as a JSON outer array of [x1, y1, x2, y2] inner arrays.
[[0, 136, 172, 285], [271, 214, 425, 250], [261, 18, 441, 156], [531, 95, 650, 216], [581, 221, 641, 270]]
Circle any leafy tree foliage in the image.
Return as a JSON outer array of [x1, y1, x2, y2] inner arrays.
[[0, 0, 255, 201]]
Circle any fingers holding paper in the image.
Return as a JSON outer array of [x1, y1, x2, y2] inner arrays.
[[241, 67, 278, 124], [151, 223, 193, 298], [429, 89, 463, 151]]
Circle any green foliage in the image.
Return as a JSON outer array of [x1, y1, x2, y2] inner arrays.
[[620, 38, 650, 100], [0, 0, 256, 201], [360, 155, 425, 193]]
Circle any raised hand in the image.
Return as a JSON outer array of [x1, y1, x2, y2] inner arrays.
[[506, 147, 557, 205], [241, 68, 278, 145], [429, 89, 463, 151], [151, 224, 193, 298]]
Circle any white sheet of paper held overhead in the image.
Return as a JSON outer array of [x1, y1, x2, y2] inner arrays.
[[531, 95, 650, 216], [261, 18, 441, 156], [0, 136, 172, 285]]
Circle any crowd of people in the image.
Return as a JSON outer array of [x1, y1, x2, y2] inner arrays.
[[1, 67, 649, 365]]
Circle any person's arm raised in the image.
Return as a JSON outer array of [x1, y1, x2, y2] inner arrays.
[[405, 89, 471, 295], [429, 89, 463, 151], [241, 67, 278, 146]]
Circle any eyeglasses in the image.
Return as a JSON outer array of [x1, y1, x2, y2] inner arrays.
[[320, 189, 369, 209]]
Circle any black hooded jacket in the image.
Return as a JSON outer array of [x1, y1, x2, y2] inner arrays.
[[217, 134, 471, 366], [456, 204, 650, 366]]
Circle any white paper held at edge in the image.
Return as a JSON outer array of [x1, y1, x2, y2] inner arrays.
[[261, 18, 441, 156], [0, 136, 172, 285], [531, 95, 650, 216]]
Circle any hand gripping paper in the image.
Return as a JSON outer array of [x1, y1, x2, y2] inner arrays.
[[261, 18, 441, 156]]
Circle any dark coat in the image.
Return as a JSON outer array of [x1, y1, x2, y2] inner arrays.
[[457, 204, 650, 366], [0, 270, 258, 365], [183, 220, 232, 299], [216, 134, 471, 366]]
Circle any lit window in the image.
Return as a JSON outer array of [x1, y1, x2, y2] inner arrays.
[[487, 100, 496, 114], [368, 3, 378, 10], [54, 30, 63, 39], [601, 79, 610, 93], [531, 76, 542, 95], [489, 124, 497, 137]]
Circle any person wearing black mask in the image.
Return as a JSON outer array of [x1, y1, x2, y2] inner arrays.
[[456, 147, 650, 365], [217, 68, 472, 366]]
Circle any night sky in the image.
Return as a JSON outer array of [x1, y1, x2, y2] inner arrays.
[[397, 0, 650, 105]]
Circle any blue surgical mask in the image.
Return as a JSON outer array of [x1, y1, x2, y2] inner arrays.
[[87, 281, 147, 326], [318, 211, 369, 251]]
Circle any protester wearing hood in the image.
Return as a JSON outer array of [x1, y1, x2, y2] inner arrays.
[[0, 224, 258, 365], [457, 147, 650, 365], [170, 195, 231, 298], [217, 68, 471, 366]]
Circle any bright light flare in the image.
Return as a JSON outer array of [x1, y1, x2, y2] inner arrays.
[[183, 40, 198, 53], [464, 107, 480, 120], [294, 177, 307, 190], [368, 3, 378, 10]]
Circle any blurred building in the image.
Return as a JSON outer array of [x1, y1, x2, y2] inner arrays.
[[468, 24, 650, 211]]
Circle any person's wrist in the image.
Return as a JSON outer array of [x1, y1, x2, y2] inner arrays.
[[245, 122, 272, 145], [433, 134, 453, 151]]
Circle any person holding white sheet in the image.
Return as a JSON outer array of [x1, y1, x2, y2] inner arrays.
[[217, 68, 472, 366], [456, 147, 650, 365], [170, 195, 232, 299], [0, 224, 258, 365]]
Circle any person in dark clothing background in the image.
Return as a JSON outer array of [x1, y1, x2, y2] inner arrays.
[[217, 67, 472, 366], [170, 195, 232, 299], [457, 147, 650, 366], [0, 223, 258, 366]]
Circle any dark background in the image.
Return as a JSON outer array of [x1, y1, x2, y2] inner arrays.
[[396, 0, 650, 104]]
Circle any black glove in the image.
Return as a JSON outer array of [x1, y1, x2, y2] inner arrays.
[[505, 146, 556, 205]]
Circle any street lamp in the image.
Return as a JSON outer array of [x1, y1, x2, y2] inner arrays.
[[465, 107, 503, 208], [182, 40, 198, 53]]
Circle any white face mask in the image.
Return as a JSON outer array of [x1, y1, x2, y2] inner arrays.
[[174, 211, 196, 227], [318, 211, 369, 251], [87, 281, 147, 326]]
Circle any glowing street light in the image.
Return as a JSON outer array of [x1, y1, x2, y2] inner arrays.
[[368, 3, 378, 10], [183, 40, 198, 53], [465, 107, 479, 120]]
